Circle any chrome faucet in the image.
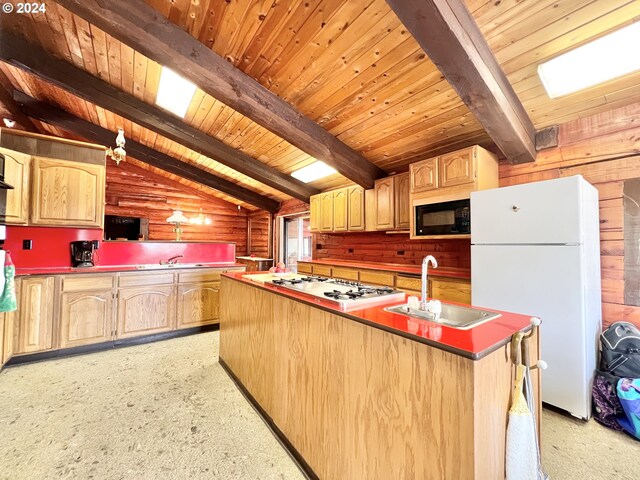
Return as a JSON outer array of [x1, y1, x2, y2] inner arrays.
[[420, 255, 438, 309], [161, 255, 184, 265]]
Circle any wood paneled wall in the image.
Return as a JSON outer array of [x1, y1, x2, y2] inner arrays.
[[247, 211, 271, 257], [105, 161, 248, 252], [314, 231, 471, 269], [500, 102, 640, 329]]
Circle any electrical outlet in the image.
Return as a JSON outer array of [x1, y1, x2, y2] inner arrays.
[[397, 250, 405, 255], [23, 239, 33, 250], [348, 248, 354, 253], [92, 240, 100, 250]]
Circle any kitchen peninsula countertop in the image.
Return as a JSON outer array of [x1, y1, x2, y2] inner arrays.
[[16, 263, 246, 276], [224, 271, 532, 360], [298, 258, 471, 279]]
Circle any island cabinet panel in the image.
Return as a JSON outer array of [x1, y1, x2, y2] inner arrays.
[[16, 277, 55, 354], [374, 176, 395, 230], [116, 285, 176, 338], [0, 147, 30, 224], [347, 186, 365, 231], [30, 157, 105, 228], [59, 291, 115, 348], [220, 278, 524, 480], [332, 188, 348, 232], [320, 192, 334, 232], [177, 282, 220, 328], [394, 172, 411, 229], [309, 194, 321, 232]]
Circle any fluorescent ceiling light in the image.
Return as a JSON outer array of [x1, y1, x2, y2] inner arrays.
[[156, 67, 197, 117], [538, 22, 640, 98], [290, 161, 337, 183]]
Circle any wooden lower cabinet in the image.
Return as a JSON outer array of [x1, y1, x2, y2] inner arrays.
[[297, 263, 313, 274], [177, 282, 220, 328], [430, 277, 472, 304], [116, 285, 176, 339], [16, 276, 55, 354], [59, 291, 115, 348]]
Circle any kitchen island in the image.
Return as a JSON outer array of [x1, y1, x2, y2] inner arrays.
[[219, 272, 540, 479]]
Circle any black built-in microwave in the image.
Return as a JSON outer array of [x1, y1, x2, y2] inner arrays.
[[414, 198, 470, 236]]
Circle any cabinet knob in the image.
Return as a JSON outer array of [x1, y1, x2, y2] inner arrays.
[[511, 205, 520, 212]]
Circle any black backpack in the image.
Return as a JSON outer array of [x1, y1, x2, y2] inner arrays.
[[600, 322, 640, 378]]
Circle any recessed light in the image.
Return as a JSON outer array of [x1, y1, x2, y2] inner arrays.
[[538, 22, 640, 99], [290, 161, 337, 183], [156, 67, 197, 117]]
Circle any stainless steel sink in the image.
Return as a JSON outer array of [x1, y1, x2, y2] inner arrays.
[[135, 263, 206, 270], [384, 303, 502, 330]]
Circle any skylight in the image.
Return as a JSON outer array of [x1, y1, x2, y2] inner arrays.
[[155, 67, 197, 117], [290, 161, 337, 183], [538, 22, 640, 99]]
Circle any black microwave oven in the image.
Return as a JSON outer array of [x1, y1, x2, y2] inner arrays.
[[414, 198, 471, 236]]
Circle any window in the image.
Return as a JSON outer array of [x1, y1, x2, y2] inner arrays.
[[279, 216, 311, 271]]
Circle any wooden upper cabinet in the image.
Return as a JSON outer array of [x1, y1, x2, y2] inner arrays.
[[16, 277, 55, 354], [439, 149, 475, 188], [333, 188, 348, 232], [309, 194, 321, 232], [0, 148, 30, 225], [30, 157, 105, 228], [375, 177, 395, 230], [394, 173, 410, 230], [320, 191, 334, 232], [410, 158, 438, 193], [347, 186, 365, 231]]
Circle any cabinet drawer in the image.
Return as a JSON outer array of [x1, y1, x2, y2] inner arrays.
[[62, 274, 114, 292], [118, 272, 175, 287], [178, 270, 223, 284], [359, 270, 395, 287], [312, 264, 332, 277], [297, 263, 313, 274], [332, 267, 359, 281], [395, 275, 421, 292]]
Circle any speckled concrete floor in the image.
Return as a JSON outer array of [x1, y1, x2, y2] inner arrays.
[[0, 332, 638, 480]]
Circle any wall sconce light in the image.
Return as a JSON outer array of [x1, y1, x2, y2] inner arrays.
[[166, 209, 189, 241], [106, 128, 126, 165], [189, 208, 212, 225]]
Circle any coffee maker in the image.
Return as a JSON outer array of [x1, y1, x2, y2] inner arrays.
[[70, 240, 97, 268]]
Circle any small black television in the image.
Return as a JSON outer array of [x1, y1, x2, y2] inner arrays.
[[104, 215, 149, 240]]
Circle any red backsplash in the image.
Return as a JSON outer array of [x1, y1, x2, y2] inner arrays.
[[313, 231, 471, 269], [5, 226, 236, 268]]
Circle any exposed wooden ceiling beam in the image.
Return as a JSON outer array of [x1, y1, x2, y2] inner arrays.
[[55, 0, 386, 189], [386, 0, 537, 164], [0, 69, 38, 132], [0, 32, 316, 202], [13, 91, 280, 213]]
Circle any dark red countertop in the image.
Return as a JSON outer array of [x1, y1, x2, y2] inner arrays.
[[298, 258, 471, 279], [15, 263, 246, 276], [223, 271, 533, 360]]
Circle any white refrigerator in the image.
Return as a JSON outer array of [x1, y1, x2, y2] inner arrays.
[[471, 175, 601, 420]]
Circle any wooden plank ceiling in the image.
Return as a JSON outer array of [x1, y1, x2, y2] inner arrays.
[[0, 0, 638, 208]]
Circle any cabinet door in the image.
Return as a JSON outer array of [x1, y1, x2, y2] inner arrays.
[[116, 285, 175, 339], [320, 192, 334, 232], [177, 282, 220, 328], [16, 277, 55, 354], [394, 173, 410, 230], [0, 148, 30, 224], [365, 188, 376, 231], [30, 157, 105, 227], [439, 149, 474, 188], [374, 177, 394, 230], [59, 291, 115, 348], [430, 277, 471, 304], [333, 188, 348, 232], [347, 186, 365, 231], [309, 194, 321, 232], [4, 312, 14, 362], [410, 158, 438, 193]]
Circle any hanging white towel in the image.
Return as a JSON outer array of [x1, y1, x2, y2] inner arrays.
[[506, 364, 538, 480]]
